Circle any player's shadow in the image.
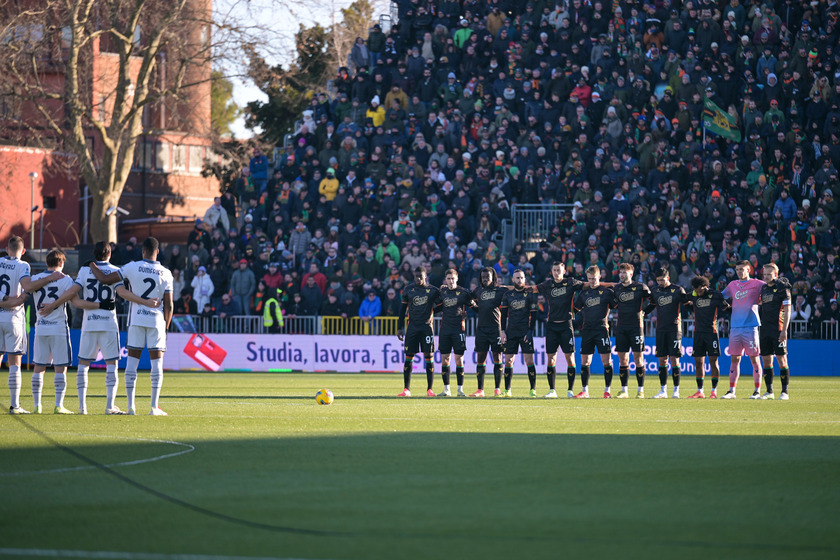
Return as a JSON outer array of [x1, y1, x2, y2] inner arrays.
[[1, 429, 837, 560]]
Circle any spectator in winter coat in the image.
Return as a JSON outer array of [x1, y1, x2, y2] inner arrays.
[[191, 266, 214, 311], [229, 259, 257, 315]]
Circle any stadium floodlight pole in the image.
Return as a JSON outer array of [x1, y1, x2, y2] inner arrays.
[[29, 171, 38, 250]]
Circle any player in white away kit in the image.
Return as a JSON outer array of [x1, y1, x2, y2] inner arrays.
[[41, 242, 160, 414], [1, 235, 66, 414], [30, 249, 76, 414], [91, 237, 173, 415]]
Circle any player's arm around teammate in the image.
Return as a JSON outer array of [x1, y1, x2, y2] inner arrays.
[[759, 264, 792, 400], [500, 269, 538, 397]]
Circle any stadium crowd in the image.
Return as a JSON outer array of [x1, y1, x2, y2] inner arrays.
[[168, 0, 840, 336]]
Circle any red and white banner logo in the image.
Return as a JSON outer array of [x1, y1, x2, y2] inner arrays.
[[183, 334, 228, 371]]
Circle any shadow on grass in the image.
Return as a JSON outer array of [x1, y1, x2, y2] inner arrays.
[[1, 423, 839, 560]]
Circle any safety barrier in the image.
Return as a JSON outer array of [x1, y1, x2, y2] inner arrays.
[[115, 313, 834, 340]]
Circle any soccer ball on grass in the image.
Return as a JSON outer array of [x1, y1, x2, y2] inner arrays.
[[315, 389, 334, 405]]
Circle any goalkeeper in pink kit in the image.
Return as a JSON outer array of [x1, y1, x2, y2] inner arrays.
[[721, 261, 765, 399]]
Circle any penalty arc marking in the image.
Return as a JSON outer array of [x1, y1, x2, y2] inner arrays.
[[0, 431, 195, 477]]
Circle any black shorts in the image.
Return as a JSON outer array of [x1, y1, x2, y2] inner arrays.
[[474, 331, 503, 354], [759, 331, 787, 356], [546, 322, 575, 354], [439, 332, 467, 355], [581, 328, 611, 355], [692, 332, 721, 357], [614, 327, 644, 353], [405, 325, 434, 356], [655, 330, 683, 357], [504, 335, 534, 355]]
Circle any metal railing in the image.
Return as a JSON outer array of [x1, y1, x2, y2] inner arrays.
[[107, 313, 836, 340], [509, 203, 576, 252]]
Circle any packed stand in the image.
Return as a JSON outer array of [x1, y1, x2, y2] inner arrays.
[[163, 0, 840, 338]]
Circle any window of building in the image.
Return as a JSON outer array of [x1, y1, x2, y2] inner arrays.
[[173, 144, 186, 172], [189, 145, 204, 173], [156, 142, 169, 172]]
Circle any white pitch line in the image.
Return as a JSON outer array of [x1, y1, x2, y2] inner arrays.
[[0, 549, 339, 560], [0, 432, 195, 477]]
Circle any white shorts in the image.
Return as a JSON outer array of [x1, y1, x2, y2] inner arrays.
[[0, 322, 27, 355], [34, 334, 72, 367], [79, 331, 121, 362], [127, 325, 166, 352]]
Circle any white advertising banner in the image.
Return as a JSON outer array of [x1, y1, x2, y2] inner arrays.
[[164, 333, 544, 373]]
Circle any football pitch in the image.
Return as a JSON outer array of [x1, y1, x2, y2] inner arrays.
[[1, 373, 838, 560]]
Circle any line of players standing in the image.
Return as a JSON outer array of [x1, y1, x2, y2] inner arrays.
[[1, 236, 173, 416], [396, 259, 793, 401]]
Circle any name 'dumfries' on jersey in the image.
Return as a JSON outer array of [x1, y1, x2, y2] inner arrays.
[[137, 266, 166, 276]]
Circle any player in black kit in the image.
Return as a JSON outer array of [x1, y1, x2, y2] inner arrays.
[[436, 268, 477, 397], [471, 268, 508, 397], [685, 276, 729, 399], [610, 263, 651, 399], [500, 269, 538, 397], [645, 267, 688, 398], [532, 262, 586, 398], [573, 265, 614, 399], [758, 264, 792, 400], [397, 267, 441, 397]]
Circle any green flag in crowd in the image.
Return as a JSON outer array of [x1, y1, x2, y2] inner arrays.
[[702, 98, 741, 142]]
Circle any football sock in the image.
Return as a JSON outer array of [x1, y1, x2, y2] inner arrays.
[[9, 364, 21, 408], [697, 377, 704, 390], [504, 366, 513, 391], [580, 365, 590, 390], [711, 375, 719, 390], [604, 364, 613, 388], [567, 366, 576, 391], [546, 365, 556, 391], [494, 362, 503, 389], [425, 359, 434, 391], [31, 371, 44, 409], [780, 367, 790, 393], [752, 362, 762, 389], [455, 366, 464, 387], [125, 356, 139, 410], [441, 365, 451, 386], [729, 362, 739, 389], [77, 364, 89, 411], [763, 367, 774, 393], [527, 364, 536, 390], [672, 366, 680, 388], [105, 364, 119, 410], [635, 365, 645, 388], [54, 368, 67, 408], [403, 358, 412, 390], [619, 365, 629, 388], [658, 366, 668, 387], [150, 358, 164, 409], [476, 363, 486, 391]]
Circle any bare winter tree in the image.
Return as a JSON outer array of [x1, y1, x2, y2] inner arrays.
[[0, 0, 216, 243]]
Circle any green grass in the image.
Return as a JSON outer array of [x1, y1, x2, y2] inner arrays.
[[1, 373, 839, 560]]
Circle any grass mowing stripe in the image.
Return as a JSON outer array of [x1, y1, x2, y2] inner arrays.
[[2, 404, 346, 537], [0, 549, 336, 560], [2, 374, 837, 560]]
